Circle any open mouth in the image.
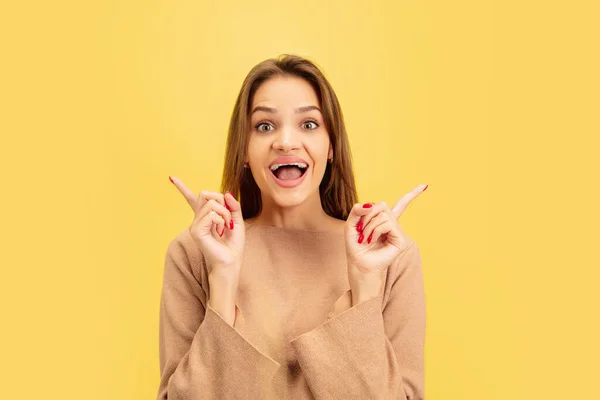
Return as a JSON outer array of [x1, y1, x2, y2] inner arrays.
[[268, 162, 310, 188], [269, 162, 308, 181]]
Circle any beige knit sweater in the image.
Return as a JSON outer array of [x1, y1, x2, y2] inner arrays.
[[156, 221, 426, 399]]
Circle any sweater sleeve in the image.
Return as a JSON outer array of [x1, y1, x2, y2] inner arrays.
[[289, 241, 426, 400], [156, 233, 281, 400]]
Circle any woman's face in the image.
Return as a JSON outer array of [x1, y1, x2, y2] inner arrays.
[[245, 75, 332, 209]]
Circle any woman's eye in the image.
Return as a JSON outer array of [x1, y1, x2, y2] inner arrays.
[[255, 122, 274, 133], [303, 120, 319, 130], [254, 120, 319, 132]]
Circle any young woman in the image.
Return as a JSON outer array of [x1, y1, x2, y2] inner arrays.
[[157, 54, 428, 400]]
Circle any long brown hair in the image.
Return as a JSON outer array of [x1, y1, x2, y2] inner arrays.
[[220, 54, 358, 220]]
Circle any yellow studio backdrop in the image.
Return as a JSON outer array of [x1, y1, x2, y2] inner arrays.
[[1, 1, 598, 399]]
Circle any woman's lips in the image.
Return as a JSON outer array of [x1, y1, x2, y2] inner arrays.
[[268, 166, 308, 188]]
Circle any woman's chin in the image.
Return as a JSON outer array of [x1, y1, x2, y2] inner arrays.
[[270, 191, 309, 208]]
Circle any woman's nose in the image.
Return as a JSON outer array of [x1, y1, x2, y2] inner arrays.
[[273, 126, 300, 152]]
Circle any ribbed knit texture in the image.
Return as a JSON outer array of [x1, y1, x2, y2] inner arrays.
[[157, 221, 425, 399]]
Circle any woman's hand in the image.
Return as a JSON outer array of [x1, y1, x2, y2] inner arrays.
[[345, 184, 428, 303], [169, 176, 245, 278]]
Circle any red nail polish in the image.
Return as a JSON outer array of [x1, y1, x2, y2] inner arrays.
[[358, 233, 364, 244], [423, 185, 428, 192], [219, 228, 224, 237], [169, 176, 173, 184], [356, 220, 363, 232], [362, 203, 373, 208], [229, 220, 234, 230], [368, 232, 373, 244], [225, 192, 233, 211]]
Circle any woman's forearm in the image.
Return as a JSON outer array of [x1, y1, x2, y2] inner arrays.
[[208, 271, 239, 326]]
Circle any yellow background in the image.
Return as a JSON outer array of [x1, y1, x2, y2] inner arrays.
[[1, 1, 598, 399]]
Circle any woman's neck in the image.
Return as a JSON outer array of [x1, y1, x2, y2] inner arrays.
[[249, 194, 344, 233]]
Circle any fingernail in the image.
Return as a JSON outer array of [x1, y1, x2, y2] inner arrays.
[[229, 220, 234, 230], [169, 176, 174, 184], [362, 203, 373, 208], [358, 233, 364, 244], [219, 229, 224, 237], [224, 192, 231, 210], [368, 232, 373, 244], [423, 185, 428, 192], [356, 220, 363, 232]]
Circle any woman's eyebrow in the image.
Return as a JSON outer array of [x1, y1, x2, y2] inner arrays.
[[251, 105, 322, 115]]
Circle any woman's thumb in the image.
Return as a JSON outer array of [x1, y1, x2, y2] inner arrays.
[[224, 191, 244, 222], [347, 202, 373, 228]]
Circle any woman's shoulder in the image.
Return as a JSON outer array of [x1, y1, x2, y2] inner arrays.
[[166, 227, 199, 254], [164, 227, 206, 283]]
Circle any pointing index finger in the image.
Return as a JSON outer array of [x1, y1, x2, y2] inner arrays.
[[169, 176, 198, 210], [391, 184, 428, 218]]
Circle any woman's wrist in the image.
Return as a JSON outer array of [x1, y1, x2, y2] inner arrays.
[[208, 271, 239, 326], [348, 264, 385, 307]]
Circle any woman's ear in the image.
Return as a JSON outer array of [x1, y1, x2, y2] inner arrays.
[[328, 146, 333, 161]]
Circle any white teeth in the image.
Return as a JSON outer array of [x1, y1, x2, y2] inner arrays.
[[269, 162, 308, 171]]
